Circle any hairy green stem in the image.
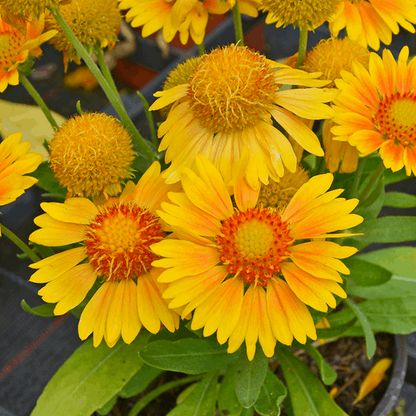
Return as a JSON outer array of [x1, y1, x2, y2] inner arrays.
[[136, 91, 159, 148], [232, 1, 244, 46], [349, 157, 367, 199], [128, 374, 202, 416], [198, 42, 205, 56], [1, 224, 40, 263], [48, 7, 157, 162], [359, 160, 385, 203], [297, 26, 308, 68], [19, 74, 59, 131], [95, 47, 119, 95]]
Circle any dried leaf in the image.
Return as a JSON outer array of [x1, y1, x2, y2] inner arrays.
[[353, 358, 392, 404]]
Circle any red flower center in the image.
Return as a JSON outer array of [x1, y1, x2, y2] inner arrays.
[[84, 203, 165, 281], [216, 207, 294, 286]]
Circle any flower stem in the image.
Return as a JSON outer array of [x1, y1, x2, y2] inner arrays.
[[95, 47, 119, 95], [349, 157, 367, 199], [232, 1, 244, 46], [136, 91, 159, 148], [359, 160, 385, 203], [48, 7, 157, 162], [198, 42, 205, 56], [296, 26, 308, 68], [19, 74, 59, 131], [128, 374, 202, 416], [0, 224, 40, 263]]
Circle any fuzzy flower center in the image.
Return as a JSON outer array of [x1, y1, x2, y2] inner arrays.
[[0, 25, 23, 69], [84, 203, 165, 281], [261, 0, 341, 29], [373, 92, 416, 147], [216, 207, 294, 286], [187, 45, 278, 133]]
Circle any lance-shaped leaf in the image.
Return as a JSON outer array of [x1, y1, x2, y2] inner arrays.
[[21, 299, 55, 317], [275, 347, 348, 416], [254, 368, 287, 416], [384, 192, 416, 208], [218, 365, 243, 416], [343, 258, 392, 287], [303, 343, 337, 385], [31, 334, 150, 416]]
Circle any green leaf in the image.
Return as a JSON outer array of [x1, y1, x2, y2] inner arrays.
[[31, 334, 150, 416], [356, 175, 384, 220], [384, 167, 409, 185], [118, 364, 163, 398], [303, 343, 337, 385], [343, 257, 392, 287], [234, 348, 268, 408], [349, 216, 416, 245], [241, 408, 254, 416], [167, 371, 219, 416], [384, 192, 416, 208], [218, 365, 243, 416], [139, 338, 239, 374], [275, 347, 348, 416], [21, 299, 55, 317], [328, 296, 416, 335], [96, 395, 117, 415], [32, 161, 67, 200], [344, 298, 376, 359], [316, 317, 357, 339], [254, 368, 287, 416]]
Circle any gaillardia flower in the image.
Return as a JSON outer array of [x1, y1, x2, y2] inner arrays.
[[329, 0, 416, 51], [45, 0, 121, 70], [151, 156, 363, 360], [0, 132, 43, 235], [149, 45, 337, 189], [49, 112, 135, 198], [29, 162, 181, 347], [118, 0, 259, 45], [331, 46, 416, 175], [0, 0, 69, 21], [261, 0, 341, 30], [0, 14, 56, 92], [301, 37, 370, 173]]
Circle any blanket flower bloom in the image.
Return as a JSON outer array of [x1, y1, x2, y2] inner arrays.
[[329, 0, 416, 51], [332, 46, 416, 175], [0, 132, 43, 235], [0, 14, 56, 92], [45, 0, 121, 71], [151, 156, 363, 360], [49, 112, 135, 198], [149, 45, 338, 189], [0, 0, 70, 21], [261, 0, 341, 30], [118, 0, 259, 45], [29, 162, 181, 347]]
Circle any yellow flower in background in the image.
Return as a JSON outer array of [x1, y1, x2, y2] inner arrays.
[[0, 132, 43, 235], [151, 156, 363, 360], [45, 0, 121, 71], [261, 0, 341, 29], [150, 45, 338, 189], [118, 0, 259, 45], [329, 0, 416, 51], [0, 0, 69, 21], [29, 162, 181, 348], [0, 14, 57, 92], [301, 37, 370, 173], [332, 46, 416, 175], [49, 113, 135, 198]]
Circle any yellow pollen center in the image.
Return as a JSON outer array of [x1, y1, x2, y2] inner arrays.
[[187, 45, 278, 133], [0, 29, 23, 69], [373, 92, 416, 147], [84, 203, 164, 281], [216, 207, 294, 286]]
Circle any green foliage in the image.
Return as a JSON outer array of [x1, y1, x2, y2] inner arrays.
[[218, 365, 243, 416], [316, 317, 357, 339], [31, 161, 67, 200], [119, 364, 163, 398], [303, 343, 337, 385], [139, 338, 240, 374], [275, 347, 348, 416], [356, 175, 385, 220], [384, 191, 416, 208], [21, 299, 55, 317], [31, 334, 150, 416], [344, 257, 392, 286], [254, 369, 287, 416]]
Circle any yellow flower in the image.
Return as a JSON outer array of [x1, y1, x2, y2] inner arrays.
[[149, 45, 338, 189], [0, 0, 70, 21], [0, 14, 56, 92], [0, 132, 43, 235], [261, 0, 341, 29], [332, 46, 416, 175], [151, 156, 363, 360], [49, 112, 135, 198], [118, 0, 259, 45], [329, 0, 416, 51], [45, 0, 121, 71], [29, 162, 181, 347]]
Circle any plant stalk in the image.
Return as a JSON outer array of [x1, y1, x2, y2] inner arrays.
[[296, 26, 308, 68], [19, 74, 59, 131], [232, 1, 244, 46], [349, 157, 367, 199], [136, 91, 159, 148], [48, 7, 157, 162], [0, 224, 40, 263], [95, 47, 119, 95], [359, 160, 385, 203]]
